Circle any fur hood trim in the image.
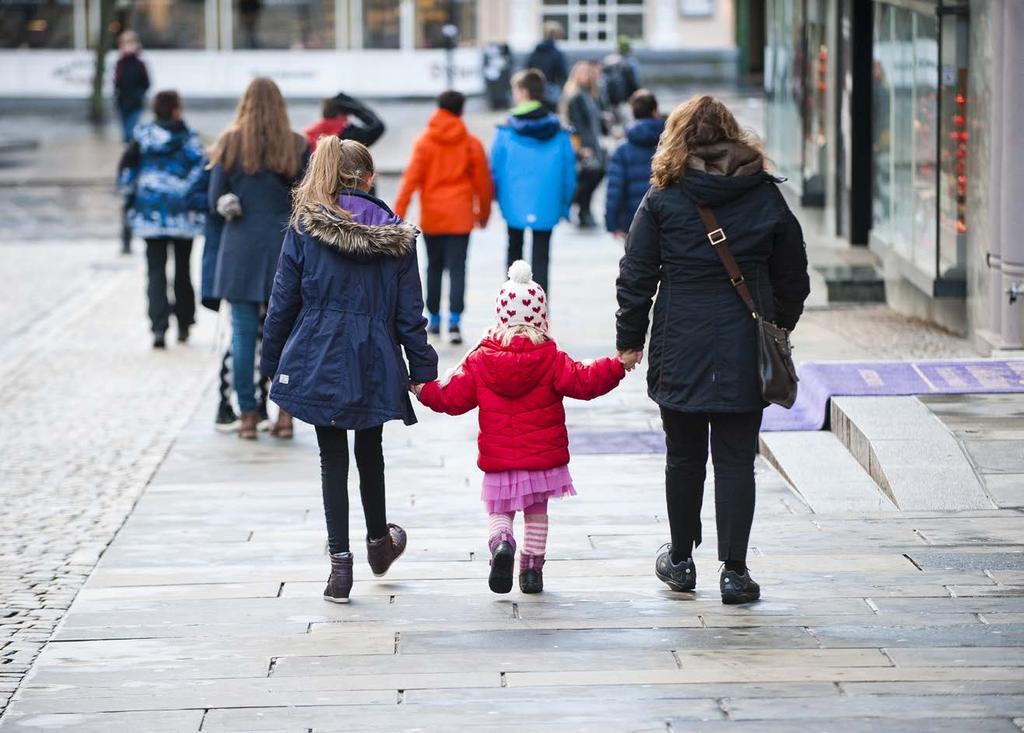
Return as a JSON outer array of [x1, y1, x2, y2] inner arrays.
[[296, 202, 417, 258]]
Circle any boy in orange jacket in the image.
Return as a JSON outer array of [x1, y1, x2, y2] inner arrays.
[[395, 91, 492, 345]]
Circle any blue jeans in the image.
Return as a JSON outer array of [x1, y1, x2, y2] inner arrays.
[[120, 108, 142, 142], [230, 301, 261, 412]]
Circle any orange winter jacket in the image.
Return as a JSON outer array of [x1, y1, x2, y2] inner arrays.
[[394, 109, 492, 235]]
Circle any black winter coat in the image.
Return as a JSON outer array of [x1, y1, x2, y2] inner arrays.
[[616, 144, 810, 413]]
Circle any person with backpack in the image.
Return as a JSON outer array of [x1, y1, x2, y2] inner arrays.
[[395, 91, 492, 345], [490, 69, 576, 295], [605, 89, 664, 238], [526, 22, 569, 111]]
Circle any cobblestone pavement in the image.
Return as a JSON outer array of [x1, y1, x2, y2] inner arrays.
[[2, 217, 1022, 731], [0, 242, 218, 717]]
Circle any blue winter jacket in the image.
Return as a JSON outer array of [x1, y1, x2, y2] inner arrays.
[[185, 166, 225, 310], [260, 190, 439, 429], [117, 119, 206, 239], [605, 117, 665, 234], [490, 108, 577, 231]]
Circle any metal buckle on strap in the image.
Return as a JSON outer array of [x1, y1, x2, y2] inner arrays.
[[730, 275, 745, 287], [707, 228, 727, 246]]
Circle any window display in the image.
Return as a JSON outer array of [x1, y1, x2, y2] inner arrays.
[[416, 0, 476, 49], [233, 0, 334, 49], [363, 0, 400, 49], [122, 0, 206, 49], [0, 0, 74, 48]]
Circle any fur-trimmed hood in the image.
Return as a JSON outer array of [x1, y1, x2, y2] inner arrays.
[[295, 197, 418, 261]]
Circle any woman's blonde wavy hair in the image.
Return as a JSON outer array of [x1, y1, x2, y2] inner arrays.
[[650, 94, 766, 189], [289, 137, 374, 230], [209, 77, 304, 177]]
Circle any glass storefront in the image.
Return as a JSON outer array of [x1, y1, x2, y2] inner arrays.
[[232, 0, 334, 49], [363, 0, 400, 49], [540, 0, 644, 45], [764, 0, 803, 186], [937, 8, 968, 279], [416, 0, 476, 49], [124, 0, 205, 49], [0, 0, 75, 48]]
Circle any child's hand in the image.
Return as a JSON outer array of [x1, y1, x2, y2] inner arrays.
[[617, 350, 643, 371], [410, 383, 425, 396]]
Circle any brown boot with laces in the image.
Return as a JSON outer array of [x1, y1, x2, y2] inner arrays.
[[366, 523, 407, 577], [323, 552, 353, 603]]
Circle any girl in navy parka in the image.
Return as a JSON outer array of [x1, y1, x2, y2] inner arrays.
[[260, 138, 438, 603]]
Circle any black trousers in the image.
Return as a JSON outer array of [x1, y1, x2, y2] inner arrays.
[[424, 233, 470, 317], [574, 167, 605, 218], [660, 407, 763, 563], [145, 237, 195, 335], [315, 425, 387, 555], [507, 227, 551, 293]]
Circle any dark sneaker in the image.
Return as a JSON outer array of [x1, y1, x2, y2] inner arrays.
[[655, 548, 696, 592], [720, 568, 760, 605], [177, 323, 190, 343], [518, 553, 545, 594], [449, 323, 463, 345], [215, 401, 240, 433], [427, 315, 441, 336], [153, 332, 167, 349], [323, 551, 353, 603], [256, 400, 272, 432], [489, 541, 515, 594], [366, 523, 407, 577]]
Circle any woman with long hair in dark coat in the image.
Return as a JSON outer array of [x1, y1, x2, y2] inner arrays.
[[209, 77, 310, 439], [615, 95, 810, 605]]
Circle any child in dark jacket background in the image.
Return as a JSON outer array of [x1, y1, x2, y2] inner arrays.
[[260, 138, 437, 605], [605, 89, 665, 238], [415, 262, 636, 596]]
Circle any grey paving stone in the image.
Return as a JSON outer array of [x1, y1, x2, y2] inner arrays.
[[809, 622, 1024, 648], [724, 693, 1024, 721], [0, 710, 205, 732]]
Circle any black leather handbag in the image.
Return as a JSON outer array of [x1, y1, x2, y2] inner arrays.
[[697, 205, 799, 409]]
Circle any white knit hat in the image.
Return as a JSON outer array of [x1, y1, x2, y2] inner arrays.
[[495, 260, 548, 332]]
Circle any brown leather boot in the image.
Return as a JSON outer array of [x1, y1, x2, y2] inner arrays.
[[366, 523, 407, 577], [238, 411, 258, 440], [270, 409, 294, 439], [323, 552, 353, 603]]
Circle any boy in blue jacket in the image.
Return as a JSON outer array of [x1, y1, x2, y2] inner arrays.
[[490, 69, 576, 293], [605, 89, 665, 238]]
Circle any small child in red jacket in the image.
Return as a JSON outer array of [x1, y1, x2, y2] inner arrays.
[[414, 261, 638, 594]]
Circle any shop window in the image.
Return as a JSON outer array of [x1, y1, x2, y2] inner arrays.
[[541, 0, 643, 45], [871, 3, 939, 276], [233, 0, 334, 49], [763, 0, 802, 185], [937, 9, 968, 279], [363, 0, 399, 49], [121, 0, 205, 49], [416, 0, 476, 49], [0, 0, 75, 48]]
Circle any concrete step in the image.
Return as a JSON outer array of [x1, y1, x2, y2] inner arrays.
[[759, 431, 898, 514], [830, 396, 996, 511]]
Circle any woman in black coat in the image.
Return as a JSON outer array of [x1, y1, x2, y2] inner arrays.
[[615, 95, 810, 605], [562, 61, 607, 229]]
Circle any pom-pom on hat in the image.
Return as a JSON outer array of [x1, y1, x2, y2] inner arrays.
[[495, 260, 548, 332]]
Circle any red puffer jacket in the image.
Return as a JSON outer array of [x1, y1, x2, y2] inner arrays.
[[418, 336, 626, 472]]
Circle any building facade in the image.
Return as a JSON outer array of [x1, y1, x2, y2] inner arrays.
[[764, 0, 1023, 350], [0, 0, 738, 98]]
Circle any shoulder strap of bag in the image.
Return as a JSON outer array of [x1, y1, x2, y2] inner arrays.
[[696, 204, 759, 320]]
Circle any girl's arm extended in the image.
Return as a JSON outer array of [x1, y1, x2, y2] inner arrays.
[[418, 366, 479, 416], [553, 352, 626, 400]]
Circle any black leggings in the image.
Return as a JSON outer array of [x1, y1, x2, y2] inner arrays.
[[660, 408, 763, 563], [315, 425, 387, 554], [507, 227, 551, 293], [144, 237, 195, 334]]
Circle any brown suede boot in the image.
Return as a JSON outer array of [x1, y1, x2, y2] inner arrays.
[[323, 552, 353, 603], [238, 411, 258, 440], [366, 523, 407, 577], [270, 409, 294, 439]]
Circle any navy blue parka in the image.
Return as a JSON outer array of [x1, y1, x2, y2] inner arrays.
[[605, 116, 664, 233], [260, 191, 439, 429]]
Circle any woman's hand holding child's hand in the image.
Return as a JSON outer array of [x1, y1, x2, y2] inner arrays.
[[617, 350, 642, 371], [410, 383, 425, 396]]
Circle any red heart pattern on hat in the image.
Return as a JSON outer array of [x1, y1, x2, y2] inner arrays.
[[494, 260, 550, 335]]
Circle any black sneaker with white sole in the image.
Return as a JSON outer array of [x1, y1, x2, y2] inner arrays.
[[449, 323, 463, 345], [655, 547, 696, 592], [215, 401, 240, 433], [720, 568, 760, 605]]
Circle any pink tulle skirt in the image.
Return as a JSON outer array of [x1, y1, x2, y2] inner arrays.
[[481, 465, 576, 514]]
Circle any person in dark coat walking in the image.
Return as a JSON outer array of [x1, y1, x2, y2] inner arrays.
[[605, 89, 664, 237], [117, 90, 206, 348], [208, 77, 310, 440], [562, 61, 607, 229], [526, 22, 569, 110], [114, 31, 150, 143], [260, 138, 438, 604], [615, 95, 810, 605]]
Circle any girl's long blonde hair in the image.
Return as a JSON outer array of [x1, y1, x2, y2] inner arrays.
[[558, 61, 598, 123], [488, 323, 549, 346], [289, 136, 374, 229], [650, 94, 765, 189], [209, 77, 305, 177]]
